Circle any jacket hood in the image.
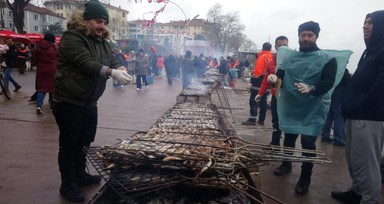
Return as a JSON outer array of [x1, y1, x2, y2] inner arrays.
[[38, 41, 58, 50], [66, 10, 111, 40], [365, 10, 384, 53]]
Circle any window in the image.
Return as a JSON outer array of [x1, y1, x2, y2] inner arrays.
[[34, 14, 39, 20], [8, 10, 12, 17], [122, 13, 125, 18], [9, 22, 14, 28], [42, 16, 46, 23], [34, 26, 39, 32]]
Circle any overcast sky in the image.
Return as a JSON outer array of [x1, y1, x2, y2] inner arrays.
[[111, 0, 383, 72]]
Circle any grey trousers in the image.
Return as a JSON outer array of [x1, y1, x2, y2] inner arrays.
[[345, 119, 384, 204]]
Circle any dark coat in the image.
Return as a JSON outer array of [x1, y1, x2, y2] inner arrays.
[[136, 55, 150, 76], [4, 44, 17, 68], [342, 10, 384, 121], [54, 11, 121, 108], [34, 41, 58, 93], [218, 59, 228, 75]]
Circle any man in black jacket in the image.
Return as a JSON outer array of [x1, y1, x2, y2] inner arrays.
[[52, 0, 131, 202], [332, 10, 384, 204]]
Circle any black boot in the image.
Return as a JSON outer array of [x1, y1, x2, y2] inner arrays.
[[273, 161, 292, 176], [77, 172, 101, 187], [294, 166, 312, 195], [270, 131, 281, 146], [242, 119, 256, 125], [75, 146, 101, 187], [60, 182, 85, 202]]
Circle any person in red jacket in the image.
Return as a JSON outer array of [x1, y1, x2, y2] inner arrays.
[[242, 42, 273, 125], [33, 33, 58, 114], [156, 54, 165, 77], [256, 36, 288, 145]]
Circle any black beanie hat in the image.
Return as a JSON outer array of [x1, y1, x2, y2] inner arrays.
[[83, 0, 109, 24], [44, 33, 55, 43], [298, 21, 320, 38], [185, 50, 192, 57]]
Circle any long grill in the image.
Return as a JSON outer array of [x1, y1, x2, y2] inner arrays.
[[87, 72, 332, 204]]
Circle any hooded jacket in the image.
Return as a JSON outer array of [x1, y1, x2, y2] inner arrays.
[[34, 40, 58, 93], [342, 10, 384, 121], [54, 10, 121, 108]]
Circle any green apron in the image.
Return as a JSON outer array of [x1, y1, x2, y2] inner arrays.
[[276, 46, 352, 136]]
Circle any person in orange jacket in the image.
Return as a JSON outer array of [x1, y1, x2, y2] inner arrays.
[[256, 36, 289, 145], [242, 42, 273, 125], [209, 58, 218, 69]]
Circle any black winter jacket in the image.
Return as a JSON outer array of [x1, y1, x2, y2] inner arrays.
[[342, 10, 384, 121]]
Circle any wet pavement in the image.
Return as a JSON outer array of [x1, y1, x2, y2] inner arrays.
[[0, 69, 383, 204]]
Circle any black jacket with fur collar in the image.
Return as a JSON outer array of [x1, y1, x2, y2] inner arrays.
[[54, 11, 121, 108]]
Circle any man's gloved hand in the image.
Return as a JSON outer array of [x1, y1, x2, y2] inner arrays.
[[294, 82, 315, 94], [111, 69, 131, 85], [255, 94, 262, 102], [267, 74, 278, 83]]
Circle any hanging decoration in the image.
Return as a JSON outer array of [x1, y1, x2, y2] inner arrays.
[[142, 2, 168, 28]]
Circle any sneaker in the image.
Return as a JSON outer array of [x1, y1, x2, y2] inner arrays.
[[136, 88, 141, 91], [273, 163, 292, 176], [331, 190, 362, 204], [77, 173, 101, 187], [60, 183, 85, 202], [13, 85, 21, 92], [321, 137, 334, 143], [146, 85, 149, 88], [36, 107, 43, 115], [242, 120, 256, 125]]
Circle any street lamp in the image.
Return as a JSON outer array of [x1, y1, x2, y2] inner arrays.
[[178, 14, 199, 54], [141, 11, 155, 50], [142, 11, 154, 20]]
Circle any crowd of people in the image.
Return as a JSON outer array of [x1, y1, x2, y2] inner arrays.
[[110, 44, 250, 91], [1, 0, 383, 203]]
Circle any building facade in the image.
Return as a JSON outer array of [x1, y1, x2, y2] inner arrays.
[[128, 18, 210, 55], [0, 1, 64, 33], [44, 0, 129, 40], [24, 4, 65, 33]]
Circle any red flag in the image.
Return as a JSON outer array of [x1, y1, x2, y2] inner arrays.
[[157, 0, 165, 2], [148, 0, 152, 2]]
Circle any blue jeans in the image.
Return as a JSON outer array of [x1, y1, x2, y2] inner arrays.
[[36, 92, 53, 108], [321, 103, 344, 144], [136, 75, 148, 89], [4, 67, 20, 88]]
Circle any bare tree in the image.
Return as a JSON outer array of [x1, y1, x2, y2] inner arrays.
[[240, 38, 259, 52], [109, 18, 129, 40], [205, 3, 245, 53], [42, 21, 64, 35], [228, 32, 245, 52], [6, 0, 31, 33]]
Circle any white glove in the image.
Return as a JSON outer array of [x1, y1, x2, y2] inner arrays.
[[267, 74, 278, 83], [294, 82, 314, 94], [255, 94, 262, 102], [111, 69, 132, 85]]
